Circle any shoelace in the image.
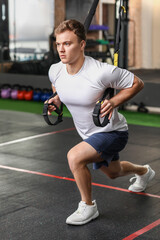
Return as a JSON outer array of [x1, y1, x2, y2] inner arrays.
[[76, 202, 86, 215]]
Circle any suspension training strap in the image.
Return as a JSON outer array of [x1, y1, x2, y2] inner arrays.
[[92, 0, 126, 127], [84, 0, 99, 32], [114, 0, 126, 67]]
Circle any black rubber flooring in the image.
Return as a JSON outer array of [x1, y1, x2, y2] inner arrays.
[[0, 110, 160, 240]]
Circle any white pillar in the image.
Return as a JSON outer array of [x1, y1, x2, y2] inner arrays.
[[152, 0, 160, 68], [141, 0, 153, 68]]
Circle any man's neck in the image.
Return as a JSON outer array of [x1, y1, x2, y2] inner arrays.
[[66, 56, 85, 75]]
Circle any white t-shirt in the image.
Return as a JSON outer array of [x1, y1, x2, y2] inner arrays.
[[49, 56, 134, 139]]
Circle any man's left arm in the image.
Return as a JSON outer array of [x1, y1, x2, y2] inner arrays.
[[100, 75, 144, 119]]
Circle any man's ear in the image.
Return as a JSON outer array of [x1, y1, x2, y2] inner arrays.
[[80, 40, 86, 50]]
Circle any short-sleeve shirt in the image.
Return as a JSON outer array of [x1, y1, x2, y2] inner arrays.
[[48, 56, 134, 139]]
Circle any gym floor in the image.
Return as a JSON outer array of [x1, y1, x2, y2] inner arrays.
[[0, 110, 159, 240]]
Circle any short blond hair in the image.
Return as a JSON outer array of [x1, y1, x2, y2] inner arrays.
[[55, 19, 86, 42]]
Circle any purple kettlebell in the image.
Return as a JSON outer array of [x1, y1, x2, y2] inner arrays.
[[11, 89, 18, 99], [1, 84, 11, 99], [11, 84, 20, 99]]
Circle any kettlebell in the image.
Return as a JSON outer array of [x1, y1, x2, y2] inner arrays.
[[17, 86, 27, 100], [11, 84, 20, 100], [41, 88, 52, 102], [24, 86, 33, 101], [33, 88, 42, 101], [1, 84, 11, 99]]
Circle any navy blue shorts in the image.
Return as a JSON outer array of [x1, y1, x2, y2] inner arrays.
[[84, 131, 128, 169]]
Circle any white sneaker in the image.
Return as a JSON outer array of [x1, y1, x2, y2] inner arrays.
[[66, 200, 99, 225], [128, 165, 155, 192]]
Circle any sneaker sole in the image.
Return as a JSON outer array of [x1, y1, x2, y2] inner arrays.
[[66, 210, 99, 225], [128, 169, 155, 192]]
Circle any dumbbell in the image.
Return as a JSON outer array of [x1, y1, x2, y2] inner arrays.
[[1, 84, 11, 99], [24, 86, 33, 101]]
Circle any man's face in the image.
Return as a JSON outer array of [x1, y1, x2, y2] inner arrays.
[[56, 30, 85, 65]]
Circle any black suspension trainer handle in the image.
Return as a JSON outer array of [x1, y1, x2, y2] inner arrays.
[[92, 88, 114, 127], [42, 92, 63, 126]]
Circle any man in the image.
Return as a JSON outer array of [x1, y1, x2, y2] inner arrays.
[[48, 19, 155, 225]]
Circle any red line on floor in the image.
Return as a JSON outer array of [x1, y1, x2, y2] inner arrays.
[[0, 165, 159, 199], [122, 219, 160, 240], [91, 182, 160, 198]]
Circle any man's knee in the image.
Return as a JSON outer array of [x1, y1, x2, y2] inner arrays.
[[100, 162, 121, 179], [108, 165, 122, 179], [67, 149, 83, 173], [107, 172, 120, 179]]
